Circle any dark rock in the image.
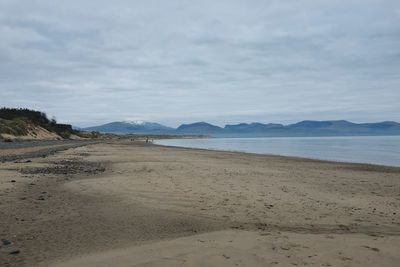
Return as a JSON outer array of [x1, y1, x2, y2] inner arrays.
[[37, 196, 45, 201], [10, 180, 16, 183], [1, 239, 11, 246], [9, 250, 20, 255]]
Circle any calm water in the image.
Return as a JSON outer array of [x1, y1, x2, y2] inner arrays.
[[155, 136, 400, 167]]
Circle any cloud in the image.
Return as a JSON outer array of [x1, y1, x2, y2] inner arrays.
[[0, 0, 399, 127]]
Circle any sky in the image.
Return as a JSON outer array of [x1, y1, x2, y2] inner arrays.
[[1, 0, 400, 127]]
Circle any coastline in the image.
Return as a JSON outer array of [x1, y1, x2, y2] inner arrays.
[[154, 135, 400, 167], [153, 142, 400, 169], [1, 140, 399, 266]]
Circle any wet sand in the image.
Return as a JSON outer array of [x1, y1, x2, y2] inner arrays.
[[1, 140, 399, 266]]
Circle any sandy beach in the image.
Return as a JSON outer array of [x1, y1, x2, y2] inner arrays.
[[1, 140, 399, 266]]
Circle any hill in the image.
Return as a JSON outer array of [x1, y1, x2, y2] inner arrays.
[[224, 123, 284, 132], [173, 120, 400, 137], [0, 108, 102, 140], [83, 121, 173, 134], [284, 120, 400, 136], [83, 119, 400, 137], [176, 122, 223, 134]]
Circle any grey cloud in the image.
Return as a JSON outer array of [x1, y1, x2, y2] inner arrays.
[[0, 0, 399, 127]]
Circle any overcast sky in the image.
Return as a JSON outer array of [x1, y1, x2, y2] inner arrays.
[[1, 0, 399, 127]]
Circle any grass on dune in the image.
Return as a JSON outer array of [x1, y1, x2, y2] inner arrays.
[[0, 117, 30, 137]]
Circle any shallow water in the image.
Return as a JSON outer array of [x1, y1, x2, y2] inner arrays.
[[155, 136, 400, 167]]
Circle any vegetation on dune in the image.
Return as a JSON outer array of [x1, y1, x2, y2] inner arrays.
[[0, 108, 50, 125], [0, 108, 98, 139], [0, 117, 30, 136], [0, 108, 74, 138]]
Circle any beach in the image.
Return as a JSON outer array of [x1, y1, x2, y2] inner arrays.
[[1, 140, 399, 266]]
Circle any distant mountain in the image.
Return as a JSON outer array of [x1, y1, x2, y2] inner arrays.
[[176, 122, 223, 134], [288, 120, 338, 129], [123, 120, 173, 130], [81, 120, 400, 137], [224, 122, 284, 132], [216, 120, 400, 137], [283, 120, 400, 136], [82, 121, 173, 134]]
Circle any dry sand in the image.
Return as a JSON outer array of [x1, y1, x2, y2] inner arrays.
[[1, 140, 399, 266]]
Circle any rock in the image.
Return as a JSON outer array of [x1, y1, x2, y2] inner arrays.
[[37, 196, 45, 201], [1, 239, 11, 246], [9, 250, 20, 255], [10, 180, 16, 183]]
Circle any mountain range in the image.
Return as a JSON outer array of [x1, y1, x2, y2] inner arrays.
[[81, 120, 400, 137], [82, 121, 173, 134]]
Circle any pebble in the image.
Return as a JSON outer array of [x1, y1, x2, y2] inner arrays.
[[1, 239, 11, 246], [9, 250, 20, 255]]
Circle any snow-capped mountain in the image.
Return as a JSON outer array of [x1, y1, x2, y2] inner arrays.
[[123, 120, 145, 125], [82, 121, 173, 134], [122, 120, 172, 130]]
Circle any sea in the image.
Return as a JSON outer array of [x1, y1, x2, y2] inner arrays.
[[155, 135, 400, 167]]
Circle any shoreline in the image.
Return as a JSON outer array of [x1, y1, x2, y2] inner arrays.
[[152, 142, 400, 169], [1, 140, 399, 266]]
